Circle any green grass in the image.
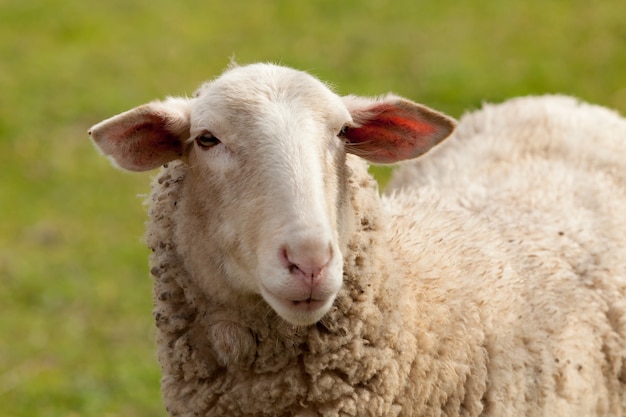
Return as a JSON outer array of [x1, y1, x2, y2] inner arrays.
[[2, 0, 625, 415]]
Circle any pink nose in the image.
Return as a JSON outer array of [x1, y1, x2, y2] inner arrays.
[[281, 239, 333, 285]]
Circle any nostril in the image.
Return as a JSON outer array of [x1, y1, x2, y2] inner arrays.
[[292, 263, 323, 280], [287, 262, 305, 276], [281, 240, 333, 282]]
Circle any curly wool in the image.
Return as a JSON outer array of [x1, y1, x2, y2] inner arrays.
[[146, 157, 485, 416], [145, 96, 626, 417]]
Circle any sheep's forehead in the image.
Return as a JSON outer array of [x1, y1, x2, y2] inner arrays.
[[192, 65, 350, 134]]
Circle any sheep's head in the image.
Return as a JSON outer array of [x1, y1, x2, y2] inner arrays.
[[89, 63, 455, 326]]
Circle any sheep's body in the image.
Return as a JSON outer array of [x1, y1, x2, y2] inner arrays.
[[386, 95, 626, 416], [89, 64, 626, 416]]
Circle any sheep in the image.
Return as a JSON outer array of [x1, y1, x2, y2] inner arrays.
[[88, 63, 626, 417]]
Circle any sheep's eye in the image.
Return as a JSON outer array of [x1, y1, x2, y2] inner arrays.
[[338, 124, 350, 138], [195, 132, 221, 149]]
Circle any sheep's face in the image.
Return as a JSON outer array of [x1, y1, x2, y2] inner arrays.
[[179, 65, 352, 325], [89, 63, 456, 326]]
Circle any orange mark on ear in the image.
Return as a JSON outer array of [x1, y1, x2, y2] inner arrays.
[[385, 114, 437, 135], [344, 104, 445, 163]]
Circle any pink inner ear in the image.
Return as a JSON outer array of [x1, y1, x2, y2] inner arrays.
[[345, 104, 443, 164], [93, 109, 186, 172], [121, 117, 184, 171]]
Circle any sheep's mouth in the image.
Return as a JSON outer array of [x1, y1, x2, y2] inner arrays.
[[260, 285, 335, 325], [290, 298, 327, 310], [264, 288, 330, 311]]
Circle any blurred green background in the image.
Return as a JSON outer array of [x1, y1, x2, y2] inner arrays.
[[1, 0, 625, 415]]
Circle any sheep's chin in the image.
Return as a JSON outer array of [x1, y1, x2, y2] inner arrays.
[[260, 289, 336, 326]]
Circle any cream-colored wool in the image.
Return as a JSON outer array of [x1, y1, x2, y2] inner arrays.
[[90, 63, 625, 416], [386, 95, 626, 416], [147, 157, 442, 416], [146, 97, 626, 416]]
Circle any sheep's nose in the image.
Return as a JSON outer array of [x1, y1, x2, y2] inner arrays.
[[281, 239, 333, 284]]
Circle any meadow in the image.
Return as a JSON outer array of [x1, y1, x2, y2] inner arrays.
[[1, 0, 625, 415]]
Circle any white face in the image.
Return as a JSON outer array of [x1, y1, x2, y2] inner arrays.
[[177, 65, 353, 326], [91, 62, 455, 325]]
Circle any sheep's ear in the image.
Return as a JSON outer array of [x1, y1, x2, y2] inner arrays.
[[341, 94, 456, 164], [89, 97, 192, 172]]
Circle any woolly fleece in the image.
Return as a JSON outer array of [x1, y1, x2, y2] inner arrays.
[[146, 95, 626, 416]]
